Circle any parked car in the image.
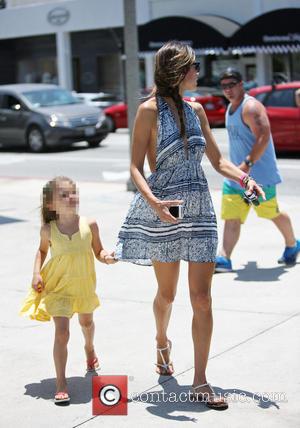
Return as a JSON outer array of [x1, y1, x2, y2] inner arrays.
[[0, 84, 109, 152], [104, 90, 227, 132], [183, 90, 227, 126], [74, 92, 121, 109], [249, 82, 300, 152]]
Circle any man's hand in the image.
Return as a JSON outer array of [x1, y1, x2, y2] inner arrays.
[[237, 162, 251, 174]]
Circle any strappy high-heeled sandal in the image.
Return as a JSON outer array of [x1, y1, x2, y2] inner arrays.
[[155, 340, 174, 376], [192, 382, 228, 410]]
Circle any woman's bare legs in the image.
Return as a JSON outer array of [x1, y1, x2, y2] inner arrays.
[[188, 262, 216, 397], [78, 313, 99, 369], [152, 260, 180, 374], [53, 316, 70, 393]]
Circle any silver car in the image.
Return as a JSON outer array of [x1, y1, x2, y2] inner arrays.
[[0, 84, 109, 152]]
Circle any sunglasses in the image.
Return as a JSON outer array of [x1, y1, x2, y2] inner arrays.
[[220, 81, 239, 90], [192, 62, 200, 72]]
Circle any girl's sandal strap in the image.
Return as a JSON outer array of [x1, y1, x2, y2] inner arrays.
[[87, 357, 100, 371], [54, 392, 70, 403]]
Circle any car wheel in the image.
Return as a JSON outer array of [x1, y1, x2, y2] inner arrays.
[[27, 127, 46, 153], [105, 115, 116, 132], [87, 139, 102, 148]]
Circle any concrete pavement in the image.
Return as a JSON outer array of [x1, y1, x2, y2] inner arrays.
[[0, 177, 299, 428]]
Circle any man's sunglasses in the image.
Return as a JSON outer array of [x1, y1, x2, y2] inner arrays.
[[192, 62, 200, 72], [220, 81, 240, 90]]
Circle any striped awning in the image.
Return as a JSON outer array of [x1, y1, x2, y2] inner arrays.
[[229, 8, 300, 55], [230, 44, 300, 55], [138, 16, 228, 53]]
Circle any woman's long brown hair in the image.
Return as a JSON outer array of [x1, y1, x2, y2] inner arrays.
[[149, 41, 195, 138]]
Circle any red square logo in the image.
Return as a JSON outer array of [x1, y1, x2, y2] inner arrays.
[[92, 375, 128, 416]]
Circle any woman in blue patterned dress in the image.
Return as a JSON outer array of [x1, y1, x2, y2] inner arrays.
[[115, 41, 264, 410]]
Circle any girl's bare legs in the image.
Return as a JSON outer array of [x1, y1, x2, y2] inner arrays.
[[188, 262, 215, 396], [53, 316, 70, 393], [78, 313, 99, 368], [152, 261, 180, 373]]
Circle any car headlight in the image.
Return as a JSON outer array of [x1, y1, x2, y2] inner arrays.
[[46, 114, 71, 127]]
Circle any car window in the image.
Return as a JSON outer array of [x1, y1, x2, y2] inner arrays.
[[253, 92, 267, 104], [0, 92, 3, 108], [264, 89, 296, 107], [22, 88, 80, 107], [2, 94, 22, 110]]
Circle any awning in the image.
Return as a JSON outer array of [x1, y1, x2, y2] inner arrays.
[[138, 16, 228, 55], [230, 8, 300, 54]]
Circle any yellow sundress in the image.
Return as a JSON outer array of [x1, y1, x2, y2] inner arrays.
[[20, 216, 100, 321]]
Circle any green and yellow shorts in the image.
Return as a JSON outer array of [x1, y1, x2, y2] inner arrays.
[[221, 182, 280, 224]]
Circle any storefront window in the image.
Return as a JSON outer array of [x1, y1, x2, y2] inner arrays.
[[291, 53, 300, 81], [97, 54, 121, 95], [272, 55, 289, 83], [17, 58, 57, 84]]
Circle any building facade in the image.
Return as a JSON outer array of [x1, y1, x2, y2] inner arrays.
[[0, 0, 300, 95]]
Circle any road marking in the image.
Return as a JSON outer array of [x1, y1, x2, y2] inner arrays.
[[0, 157, 25, 165], [102, 171, 130, 181], [0, 154, 299, 172], [0, 155, 129, 164]]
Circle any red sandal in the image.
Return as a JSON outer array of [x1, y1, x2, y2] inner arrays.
[[54, 391, 70, 404], [86, 357, 100, 372]]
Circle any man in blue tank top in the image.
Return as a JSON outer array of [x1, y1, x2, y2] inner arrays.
[[215, 68, 299, 272]]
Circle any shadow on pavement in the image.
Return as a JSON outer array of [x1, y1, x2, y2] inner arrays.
[[130, 377, 280, 421], [24, 373, 96, 404], [234, 261, 290, 282], [0, 215, 25, 225]]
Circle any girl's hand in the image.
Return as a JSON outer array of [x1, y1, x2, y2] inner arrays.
[[104, 252, 118, 265], [246, 179, 266, 200], [31, 273, 45, 293], [151, 199, 184, 224]]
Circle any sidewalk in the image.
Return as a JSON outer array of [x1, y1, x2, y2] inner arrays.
[[0, 177, 299, 428]]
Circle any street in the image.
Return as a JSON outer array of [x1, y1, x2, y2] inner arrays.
[[0, 128, 299, 195]]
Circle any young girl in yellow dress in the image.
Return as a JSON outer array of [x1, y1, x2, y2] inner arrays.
[[20, 176, 116, 404]]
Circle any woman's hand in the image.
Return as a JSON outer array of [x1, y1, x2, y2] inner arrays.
[[246, 179, 266, 200], [31, 273, 45, 293], [151, 199, 184, 224]]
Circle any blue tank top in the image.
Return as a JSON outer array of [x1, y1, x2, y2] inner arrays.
[[224, 94, 282, 189]]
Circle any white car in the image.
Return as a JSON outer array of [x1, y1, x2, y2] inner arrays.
[[75, 92, 121, 109]]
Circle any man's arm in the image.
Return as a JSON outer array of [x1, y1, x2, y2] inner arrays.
[[240, 99, 271, 172]]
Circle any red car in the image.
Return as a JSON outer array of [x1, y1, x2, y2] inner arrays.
[[104, 90, 226, 132], [249, 82, 300, 152]]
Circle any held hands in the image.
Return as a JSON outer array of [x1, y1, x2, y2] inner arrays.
[[151, 199, 184, 224], [31, 273, 45, 293], [100, 250, 118, 265]]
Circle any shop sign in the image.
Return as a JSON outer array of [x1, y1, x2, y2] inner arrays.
[[47, 7, 70, 26], [149, 40, 193, 49], [263, 33, 300, 43]]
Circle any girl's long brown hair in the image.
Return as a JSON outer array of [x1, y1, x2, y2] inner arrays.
[[41, 176, 75, 224], [149, 41, 195, 137]]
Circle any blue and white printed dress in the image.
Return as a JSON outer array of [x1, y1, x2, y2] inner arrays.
[[115, 95, 218, 265]]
